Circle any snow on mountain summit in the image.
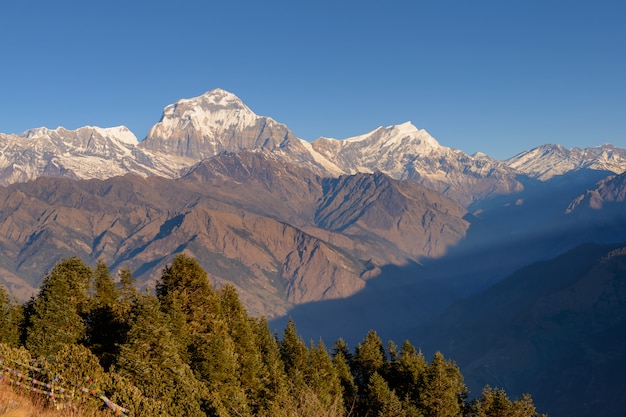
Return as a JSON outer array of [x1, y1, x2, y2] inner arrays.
[[150, 90, 251, 137], [3, 87, 625, 206], [0, 124, 173, 185], [342, 121, 441, 150], [311, 122, 521, 205], [19, 125, 138, 146], [311, 121, 445, 175], [141, 89, 298, 159], [158, 88, 258, 128], [506, 143, 626, 180]]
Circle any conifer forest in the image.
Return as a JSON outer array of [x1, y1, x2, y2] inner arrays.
[[0, 255, 545, 416]]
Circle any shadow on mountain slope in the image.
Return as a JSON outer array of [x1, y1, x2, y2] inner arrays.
[[269, 261, 458, 347], [413, 242, 626, 417], [420, 169, 621, 295]]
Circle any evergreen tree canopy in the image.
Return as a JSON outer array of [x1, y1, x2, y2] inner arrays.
[[280, 318, 308, 387], [157, 254, 217, 320], [353, 330, 386, 390], [85, 260, 122, 369], [1, 255, 547, 417], [366, 372, 406, 417], [117, 266, 138, 317], [0, 284, 22, 347], [25, 256, 92, 357], [419, 351, 467, 417], [115, 293, 210, 416]]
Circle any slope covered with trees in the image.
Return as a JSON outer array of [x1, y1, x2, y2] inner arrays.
[[0, 255, 544, 416]]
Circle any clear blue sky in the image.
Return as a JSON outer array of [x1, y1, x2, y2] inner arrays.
[[1, 0, 625, 159]]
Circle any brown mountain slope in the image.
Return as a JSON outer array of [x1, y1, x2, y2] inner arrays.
[[316, 172, 468, 260], [0, 152, 468, 317], [567, 171, 626, 212]]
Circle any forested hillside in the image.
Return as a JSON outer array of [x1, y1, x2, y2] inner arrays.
[[0, 255, 544, 416]]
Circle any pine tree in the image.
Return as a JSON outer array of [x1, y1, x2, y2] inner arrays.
[[92, 259, 118, 306], [307, 339, 345, 415], [0, 283, 22, 347], [391, 340, 428, 407], [510, 393, 546, 417], [116, 266, 138, 318], [191, 317, 251, 416], [156, 253, 219, 334], [218, 284, 265, 413], [353, 330, 386, 390], [470, 386, 546, 417], [115, 293, 210, 416], [471, 386, 512, 417], [156, 254, 218, 365], [250, 317, 291, 415], [25, 256, 92, 357], [366, 372, 406, 417], [331, 338, 353, 364], [418, 351, 467, 417], [331, 338, 358, 413], [85, 260, 120, 369], [280, 318, 309, 389]]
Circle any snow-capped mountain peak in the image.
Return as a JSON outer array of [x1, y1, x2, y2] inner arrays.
[[92, 126, 139, 145], [18, 125, 138, 146], [141, 89, 295, 159], [350, 122, 440, 151], [3, 87, 625, 206], [506, 143, 626, 180], [308, 121, 522, 204], [0, 124, 178, 185], [19, 126, 56, 139], [148, 89, 260, 141], [162, 88, 254, 119]]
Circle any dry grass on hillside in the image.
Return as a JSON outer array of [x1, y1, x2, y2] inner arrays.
[[0, 383, 109, 417]]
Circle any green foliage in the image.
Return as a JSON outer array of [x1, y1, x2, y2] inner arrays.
[[418, 352, 467, 417], [470, 386, 546, 417], [280, 318, 308, 388], [115, 293, 210, 416], [366, 372, 406, 417], [5, 255, 547, 417], [332, 339, 358, 412], [307, 339, 344, 414], [218, 284, 266, 413], [44, 343, 109, 415], [105, 372, 169, 416], [92, 259, 118, 307], [0, 342, 32, 366], [387, 340, 428, 407], [353, 329, 386, 392], [0, 284, 22, 347], [116, 266, 138, 317], [85, 260, 122, 369], [250, 317, 291, 414], [25, 256, 92, 357], [156, 253, 219, 334], [46, 343, 106, 387]]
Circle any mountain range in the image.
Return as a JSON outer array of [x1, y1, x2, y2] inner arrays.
[[2, 88, 626, 416], [7, 89, 625, 204]]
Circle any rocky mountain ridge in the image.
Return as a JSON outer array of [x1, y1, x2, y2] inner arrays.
[[0, 152, 469, 317], [3, 89, 625, 205], [0, 125, 186, 185], [506, 143, 626, 181]]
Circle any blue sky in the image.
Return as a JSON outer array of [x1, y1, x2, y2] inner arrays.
[[1, 0, 624, 159]]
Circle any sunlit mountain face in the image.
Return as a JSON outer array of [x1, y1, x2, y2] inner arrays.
[[2, 88, 626, 417]]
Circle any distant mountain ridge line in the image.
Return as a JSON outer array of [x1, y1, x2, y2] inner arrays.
[[2, 88, 626, 205]]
